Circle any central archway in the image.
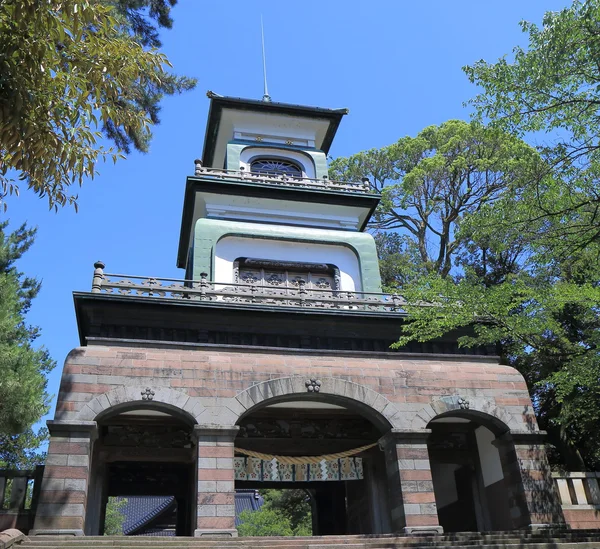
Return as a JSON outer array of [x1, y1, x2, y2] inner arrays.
[[233, 392, 392, 535]]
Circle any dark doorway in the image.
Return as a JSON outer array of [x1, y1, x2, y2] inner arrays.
[[427, 416, 513, 532]]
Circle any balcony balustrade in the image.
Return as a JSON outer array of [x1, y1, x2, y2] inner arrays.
[[193, 160, 372, 194], [90, 262, 406, 313]]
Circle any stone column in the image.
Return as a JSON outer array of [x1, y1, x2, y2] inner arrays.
[[379, 429, 442, 534], [31, 420, 97, 536], [495, 431, 565, 529], [194, 425, 238, 537]]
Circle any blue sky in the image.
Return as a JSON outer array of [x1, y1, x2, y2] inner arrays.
[[4, 1, 571, 427]]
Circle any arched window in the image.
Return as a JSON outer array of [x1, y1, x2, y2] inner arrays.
[[250, 158, 303, 177]]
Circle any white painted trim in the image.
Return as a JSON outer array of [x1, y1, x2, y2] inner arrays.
[[205, 201, 359, 230]]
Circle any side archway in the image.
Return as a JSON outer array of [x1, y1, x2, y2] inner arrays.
[[409, 395, 529, 433], [77, 385, 195, 424], [82, 386, 198, 536], [424, 399, 520, 532]]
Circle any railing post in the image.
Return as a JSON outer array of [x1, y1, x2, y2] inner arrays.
[[147, 277, 157, 296], [199, 272, 208, 300], [251, 283, 258, 303], [391, 293, 400, 311], [0, 474, 6, 509], [347, 291, 354, 308], [361, 177, 371, 191], [588, 474, 600, 504], [91, 261, 105, 293], [194, 159, 203, 176], [9, 475, 27, 511], [299, 279, 307, 306]]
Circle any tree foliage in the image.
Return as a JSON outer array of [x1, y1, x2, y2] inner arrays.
[[0, 427, 48, 469], [237, 489, 312, 537], [0, 222, 55, 438], [0, 0, 195, 210], [464, 0, 600, 251], [104, 497, 128, 535], [330, 120, 539, 277]]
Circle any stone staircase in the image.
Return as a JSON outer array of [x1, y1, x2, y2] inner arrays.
[[15, 531, 600, 549]]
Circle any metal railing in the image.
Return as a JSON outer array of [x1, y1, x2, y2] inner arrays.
[[90, 263, 406, 313], [193, 160, 372, 194], [553, 472, 600, 509]]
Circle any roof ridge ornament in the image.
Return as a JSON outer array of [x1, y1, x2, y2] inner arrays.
[[261, 15, 271, 102]]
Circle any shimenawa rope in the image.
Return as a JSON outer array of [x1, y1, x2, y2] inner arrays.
[[234, 442, 378, 465]]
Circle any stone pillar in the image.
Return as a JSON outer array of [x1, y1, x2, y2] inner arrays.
[[495, 431, 565, 529], [31, 420, 97, 536], [379, 429, 442, 534], [194, 425, 238, 537]]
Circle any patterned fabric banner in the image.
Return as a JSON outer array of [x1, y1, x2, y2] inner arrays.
[[234, 456, 363, 482]]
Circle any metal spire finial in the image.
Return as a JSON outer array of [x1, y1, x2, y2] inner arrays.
[[261, 15, 271, 102]]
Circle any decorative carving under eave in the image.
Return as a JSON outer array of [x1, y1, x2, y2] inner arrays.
[[141, 387, 155, 401], [458, 397, 470, 410], [237, 417, 377, 440], [103, 425, 193, 448], [242, 258, 331, 272], [306, 379, 322, 392]]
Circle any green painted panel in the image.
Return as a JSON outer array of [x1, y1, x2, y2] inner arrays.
[[192, 218, 382, 292]]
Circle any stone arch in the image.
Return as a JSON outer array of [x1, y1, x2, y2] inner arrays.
[[77, 385, 196, 424], [234, 376, 402, 431], [409, 395, 528, 433]]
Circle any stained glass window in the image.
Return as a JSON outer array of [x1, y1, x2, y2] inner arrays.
[[250, 158, 303, 177]]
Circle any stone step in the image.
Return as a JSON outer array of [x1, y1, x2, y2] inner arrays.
[[19, 533, 600, 549], [23, 532, 600, 543], [22, 534, 600, 544], [18, 543, 600, 549]]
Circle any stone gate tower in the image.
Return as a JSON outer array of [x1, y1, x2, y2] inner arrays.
[[32, 92, 564, 537]]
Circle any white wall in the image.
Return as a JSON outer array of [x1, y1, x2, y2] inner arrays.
[[214, 236, 362, 291], [475, 426, 504, 487]]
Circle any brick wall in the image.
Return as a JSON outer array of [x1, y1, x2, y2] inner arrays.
[[55, 344, 535, 432], [36, 342, 551, 535]]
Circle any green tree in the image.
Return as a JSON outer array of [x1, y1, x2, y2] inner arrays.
[[374, 232, 427, 290], [330, 120, 539, 278], [104, 497, 128, 535], [238, 507, 294, 537], [0, 222, 55, 438], [104, 0, 196, 154], [0, 428, 48, 469], [464, 0, 600, 251], [261, 489, 312, 536], [0, 0, 195, 210], [237, 489, 312, 537]]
